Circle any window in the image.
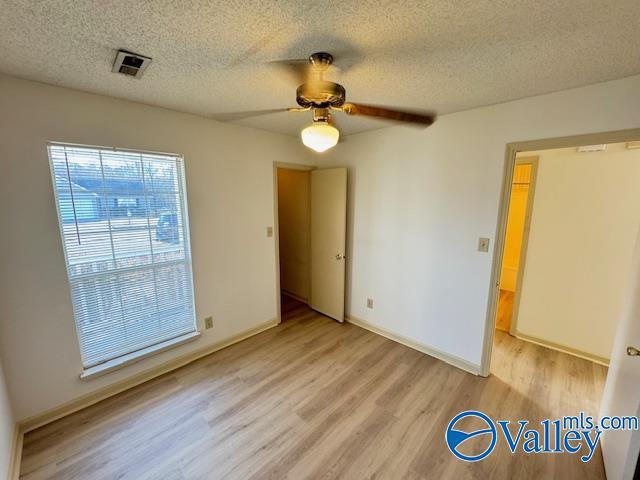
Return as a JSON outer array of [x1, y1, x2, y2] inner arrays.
[[48, 144, 197, 370]]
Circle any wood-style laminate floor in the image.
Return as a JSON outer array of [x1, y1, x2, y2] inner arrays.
[[19, 299, 608, 479]]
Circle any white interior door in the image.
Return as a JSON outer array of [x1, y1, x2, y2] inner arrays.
[[310, 168, 347, 322], [600, 233, 640, 480]]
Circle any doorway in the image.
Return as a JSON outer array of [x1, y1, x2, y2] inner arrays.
[[273, 164, 348, 324], [492, 141, 640, 364], [483, 129, 640, 480], [276, 166, 312, 314], [483, 129, 640, 373], [495, 158, 537, 334]]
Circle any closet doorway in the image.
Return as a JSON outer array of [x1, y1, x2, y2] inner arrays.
[[273, 164, 347, 323]]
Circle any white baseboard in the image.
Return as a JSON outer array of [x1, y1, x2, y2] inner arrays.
[[281, 290, 309, 305], [514, 331, 609, 366], [8, 423, 22, 480], [18, 318, 279, 434], [346, 315, 481, 375]]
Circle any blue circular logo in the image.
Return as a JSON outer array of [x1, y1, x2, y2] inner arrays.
[[445, 410, 497, 462]]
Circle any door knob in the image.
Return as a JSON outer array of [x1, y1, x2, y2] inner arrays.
[[335, 253, 346, 260], [627, 346, 640, 357]]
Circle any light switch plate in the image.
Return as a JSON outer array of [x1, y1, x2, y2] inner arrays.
[[266, 226, 273, 237], [478, 237, 490, 252], [204, 316, 213, 329]]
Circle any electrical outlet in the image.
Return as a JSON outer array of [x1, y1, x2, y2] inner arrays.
[[204, 316, 213, 329], [367, 298, 374, 309], [266, 226, 273, 237], [478, 237, 490, 252]]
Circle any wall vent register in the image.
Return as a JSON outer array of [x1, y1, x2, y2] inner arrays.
[[48, 144, 197, 370]]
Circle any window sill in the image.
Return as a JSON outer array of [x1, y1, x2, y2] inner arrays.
[[80, 331, 201, 381]]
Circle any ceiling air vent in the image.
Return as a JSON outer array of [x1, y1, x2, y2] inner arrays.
[[112, 50, 152, 78], [577, 144, 606, 153]]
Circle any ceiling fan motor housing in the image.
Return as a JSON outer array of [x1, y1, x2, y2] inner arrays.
[[296, 81, 346, 108], [309, 52, 334, 68]]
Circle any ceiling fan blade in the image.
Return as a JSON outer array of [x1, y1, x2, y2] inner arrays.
[[267, 59, 311, 85], [267, 56, 337, 90], [341, 103, 436, 126], [212, 108, 302, 122]]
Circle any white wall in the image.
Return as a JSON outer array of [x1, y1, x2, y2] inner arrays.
[[0, 360, 14, 480], [321, 74, 640, 369], [1, 72, 640, 423], [515, 144, 640, 361], [0, 74, 312, 421]]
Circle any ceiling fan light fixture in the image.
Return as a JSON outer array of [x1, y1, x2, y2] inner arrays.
[[301, 121, 339, 153]]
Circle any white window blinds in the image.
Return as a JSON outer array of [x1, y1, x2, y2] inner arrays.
[[48, 144, 197, 368]]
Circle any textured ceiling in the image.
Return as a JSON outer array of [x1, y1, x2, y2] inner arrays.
[[1, 0, 640, 136]]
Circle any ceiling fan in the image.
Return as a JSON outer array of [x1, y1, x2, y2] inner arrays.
[[216, 52, 437, 153]]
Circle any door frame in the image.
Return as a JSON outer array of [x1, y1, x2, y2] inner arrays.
[[479, 127, 640, 377], [501, 156, 539, 336], [273, 162, 315, 324]]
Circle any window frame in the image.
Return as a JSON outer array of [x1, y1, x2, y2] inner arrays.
[[47, 142, 199, 378]]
